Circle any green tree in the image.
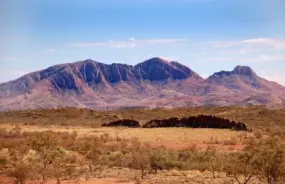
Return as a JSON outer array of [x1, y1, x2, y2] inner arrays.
[[131, 151, 150, 179], [226, 136, 285, 184], [29, 131, 62, 183], [8, 164, 33, 184], [225, 152, 259, 184], [249, 136, 285, 184], [129, 143, 151, 179], [204, 145, 223, 179], [149, 148, 167, 174], [85, 147, 104, 172], [0, 157, 8, 173], [51, 149, 66, 184]]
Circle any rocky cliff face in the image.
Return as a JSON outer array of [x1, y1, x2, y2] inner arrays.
[[3, 57, 201, 94], [0, 57, 284, 111]]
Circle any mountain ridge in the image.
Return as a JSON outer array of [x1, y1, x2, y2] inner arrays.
[[0, 57, 284, 111]]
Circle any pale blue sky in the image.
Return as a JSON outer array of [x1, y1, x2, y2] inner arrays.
[[1, 0, 285, 85]]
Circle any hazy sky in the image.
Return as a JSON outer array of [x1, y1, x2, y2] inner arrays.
[[1, 0, 285, 85]]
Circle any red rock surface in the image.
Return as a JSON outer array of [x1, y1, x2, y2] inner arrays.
[[143, 115, 248, 131]]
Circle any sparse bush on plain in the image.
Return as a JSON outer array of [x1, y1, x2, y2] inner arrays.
[[7, 163, 34, 184], [225, 135, 285, 184], [204, 145, 223, 179], [1, 118, 285, 183]]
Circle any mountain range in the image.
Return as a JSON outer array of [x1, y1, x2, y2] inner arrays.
[[1, 57, 285, 111]]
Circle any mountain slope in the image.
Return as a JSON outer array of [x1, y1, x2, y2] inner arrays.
[[0, 58, 284, 110], [205, 65, 285, 107]]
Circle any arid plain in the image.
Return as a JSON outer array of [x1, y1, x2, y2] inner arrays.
[[1, 106, 285, 184]]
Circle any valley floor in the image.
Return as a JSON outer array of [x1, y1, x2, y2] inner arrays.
[[0, 124, 247, 152], [1, 106, 284, 184]]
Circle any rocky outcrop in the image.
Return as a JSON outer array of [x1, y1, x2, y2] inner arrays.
[[101, 115, 247, 131], [232, 65, 256, 76], [142, 115, 248, 131], [102, 119, 141, 127], [209, 65, 256, 78]]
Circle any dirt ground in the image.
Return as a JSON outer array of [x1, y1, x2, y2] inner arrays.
[[0, 167, 264, 184], [0, 177, 134, 184]]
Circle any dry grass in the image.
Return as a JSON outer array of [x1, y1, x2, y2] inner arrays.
[[96, 128, 248, 151], [0, 125, 246, 142], [0, 124, 250, 151], [1, 106, 283, 183], [1, 106, 285, 129], [0, 166, 264, 184], [87, 167, 264, 184], [0, 176, 134, 184]]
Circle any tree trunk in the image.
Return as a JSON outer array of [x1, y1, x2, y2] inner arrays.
[[57, 178, 61, 184], [141, 169, 144, 179], [19, 178, 25, 184], [154, 168, 158, 174], [212, 170, 216, 179], [42, 174, 46, 184]]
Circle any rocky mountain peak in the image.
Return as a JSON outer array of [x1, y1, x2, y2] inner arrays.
[[209, 65, 257, 78], [1, 57, 285, 111], [135, 57, 169, 68], [135, 57, 202, 81], [144, 57, 168, 63], [83, 59, 95, 62], [232, 65, 256, 76]]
